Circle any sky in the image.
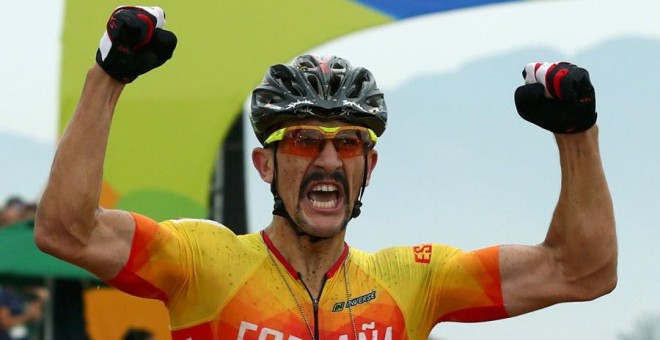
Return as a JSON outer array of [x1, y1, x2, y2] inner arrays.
[[0, 1, 63, 204], [2, 0, 660, 339]]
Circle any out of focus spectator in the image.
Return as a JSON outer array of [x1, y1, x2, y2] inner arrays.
[[121, 328, 154, 340], [0, 197, 37, 228], [0, 285, 49, 340]]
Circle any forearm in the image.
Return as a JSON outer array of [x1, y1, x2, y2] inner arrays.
[[545, 125, 617, 294], [35, 65, 125, 255]]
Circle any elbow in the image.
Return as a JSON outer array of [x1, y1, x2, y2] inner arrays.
[[34, 219, 80, 263], [571, 260, 618, 302], [598, 260, 619, 297], [35, 233, 56, 257], [602, 273, 618, 296], [577, 275, 617, 302], [592, 249, 619, 299], [34, 207, 98, 263], [34, 209, 79, 259], [586, 272, 617, 301], [34, 214, 60, 256]]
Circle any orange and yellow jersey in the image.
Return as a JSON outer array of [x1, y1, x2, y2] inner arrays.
[[108, 213, 508, 339]]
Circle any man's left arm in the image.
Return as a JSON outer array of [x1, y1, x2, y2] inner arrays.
[[499, 63, 617, 317], [500, 126, 617, 316]]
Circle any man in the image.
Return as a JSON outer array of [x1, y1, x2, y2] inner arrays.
[[0, 197, 28, 228], [0, 286, 48, 340], [35, 6, 617, 340]]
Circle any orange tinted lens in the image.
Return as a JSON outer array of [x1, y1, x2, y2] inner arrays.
[[332, 130, 369, 158], [278, 128, 369, 158], [279, 128, 324, 157]]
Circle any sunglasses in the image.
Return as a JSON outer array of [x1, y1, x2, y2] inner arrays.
[[264, 125, 377, 158]]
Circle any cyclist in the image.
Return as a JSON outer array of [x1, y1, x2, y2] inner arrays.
[[35, 6, 617, 339]]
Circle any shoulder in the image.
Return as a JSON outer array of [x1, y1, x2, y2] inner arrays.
[[347, 244, 468, 279], [156, 218, 237, 239], [167, 217, 230, 229], [352, 243, 464, 264], [130, 215, 245, 253], [163, 218, 265, 251]]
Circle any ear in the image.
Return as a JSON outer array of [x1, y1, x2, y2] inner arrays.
[[364, 149, 378, 187], [252, 147, 274, 184]]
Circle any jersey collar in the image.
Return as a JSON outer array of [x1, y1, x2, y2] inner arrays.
[[261, 230, 349, 280]]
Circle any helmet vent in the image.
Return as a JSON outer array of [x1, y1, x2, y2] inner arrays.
[[281, 77, 302, 97], [255, 91, 284, 105], [328, 74, 343, 97], [298, 60, 315, 71], [332, 62, 346, 70], [347, 70, 371, 98], [365, 94, 384, 111], [306, 75, 322, 96]]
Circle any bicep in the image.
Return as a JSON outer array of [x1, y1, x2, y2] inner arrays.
[[75, 209, 136, 280], [499, 243, 574, 316]]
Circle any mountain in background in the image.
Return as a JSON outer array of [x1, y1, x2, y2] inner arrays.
[[0, 132, 55, 204]]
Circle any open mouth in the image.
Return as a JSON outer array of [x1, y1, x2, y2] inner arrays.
[[306, 183, 343, 210]]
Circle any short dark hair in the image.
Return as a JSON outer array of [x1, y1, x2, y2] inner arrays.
[[4, 196, 25, 209]]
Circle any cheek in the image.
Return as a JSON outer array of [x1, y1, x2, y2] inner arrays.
[[346, 159, 366, 191], [276, 157, 308, 196]]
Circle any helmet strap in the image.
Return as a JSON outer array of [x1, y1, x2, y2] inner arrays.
[[350, 154, 368, 218], [270, 146, 296, 225]]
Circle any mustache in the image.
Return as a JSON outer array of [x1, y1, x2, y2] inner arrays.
[[299, 171, 350, 199]]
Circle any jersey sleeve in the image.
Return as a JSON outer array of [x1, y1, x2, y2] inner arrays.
[[106, 212, 239, 308], [433, 245, 509, 323], [106, 213, 186, 304]]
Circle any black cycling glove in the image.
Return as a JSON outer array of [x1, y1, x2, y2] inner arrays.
[[96, 6, 177, 83], [514, 62, 597, 133]]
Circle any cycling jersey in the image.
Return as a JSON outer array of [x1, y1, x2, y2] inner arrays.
[[108, 213, 508, 339]]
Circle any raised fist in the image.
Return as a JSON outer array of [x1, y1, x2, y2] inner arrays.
[[96, 6, 177, 83], [514, 62, 596, 133]]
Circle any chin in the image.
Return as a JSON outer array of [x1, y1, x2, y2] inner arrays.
[[295, 211, 350, 238]]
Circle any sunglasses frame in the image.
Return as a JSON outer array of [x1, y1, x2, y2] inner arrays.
[[264, 125, 378, 158]]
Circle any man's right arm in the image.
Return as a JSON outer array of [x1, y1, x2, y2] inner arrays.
[[35, 65, 135, 280], [35, 6, 176, 281]]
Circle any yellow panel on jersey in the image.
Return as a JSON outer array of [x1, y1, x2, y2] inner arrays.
[[108, 213, 508, 339]]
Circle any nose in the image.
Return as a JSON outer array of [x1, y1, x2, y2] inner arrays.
[[314, 139, 343, 171]]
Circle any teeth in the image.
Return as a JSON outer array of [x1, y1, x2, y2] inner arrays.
[[311, 199, 337, 209], [312, 184, 338, 192], [308, 183, 339, 209]]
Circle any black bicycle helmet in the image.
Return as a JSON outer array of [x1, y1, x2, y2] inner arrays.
[[250, 55, 387, 144]]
